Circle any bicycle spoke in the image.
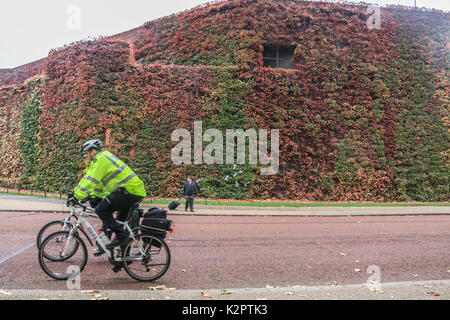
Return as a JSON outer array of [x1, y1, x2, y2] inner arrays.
[[122, 235, 171, 282], [38, 231, 88, 280]]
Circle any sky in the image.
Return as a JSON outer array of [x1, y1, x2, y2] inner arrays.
[[0, 0, 448, 69]]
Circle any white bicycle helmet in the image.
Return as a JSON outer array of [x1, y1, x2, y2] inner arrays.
[[81, 139, 103, 156]]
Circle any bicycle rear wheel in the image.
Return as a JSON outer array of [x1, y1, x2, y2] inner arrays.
[[122, 235, 171, 282], [38, 230, 88, 280]]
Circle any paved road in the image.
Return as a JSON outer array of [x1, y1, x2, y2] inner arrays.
[[1, 194, 449, 216], [0, 210, 449, 299]]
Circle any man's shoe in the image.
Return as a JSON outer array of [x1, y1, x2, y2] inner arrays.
[[106, 237, 129, 250], [93, 247, 105, 257], [112, 264, 122, 273]]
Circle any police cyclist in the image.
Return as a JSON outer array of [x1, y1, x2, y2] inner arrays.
[[67, 139, 147, 255]]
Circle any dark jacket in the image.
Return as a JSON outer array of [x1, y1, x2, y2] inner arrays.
[[183, 181, 198, 197]]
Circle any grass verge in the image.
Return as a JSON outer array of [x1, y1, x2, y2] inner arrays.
[[1, 190, 448, 207]]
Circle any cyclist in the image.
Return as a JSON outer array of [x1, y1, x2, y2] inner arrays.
[[67, 139, 147, 255]]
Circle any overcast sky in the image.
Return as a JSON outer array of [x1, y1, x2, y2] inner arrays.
[[0, 0, 448, 68]]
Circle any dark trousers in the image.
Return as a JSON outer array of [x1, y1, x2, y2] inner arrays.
[[185, 196, 194, 211], [95, 191, 143, 240]]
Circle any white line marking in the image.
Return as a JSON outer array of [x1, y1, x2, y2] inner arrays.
[[0, 242, 35, 265]]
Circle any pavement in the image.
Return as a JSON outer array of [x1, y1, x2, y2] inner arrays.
[[1, 280, 449, 300], [0, 194, 449, 216]]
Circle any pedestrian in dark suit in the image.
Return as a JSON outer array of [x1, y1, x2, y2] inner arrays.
[[182, 176, 198, 212]]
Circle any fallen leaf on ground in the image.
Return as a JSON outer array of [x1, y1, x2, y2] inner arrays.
[[424, 292, 440, 296], [0, 289, 11, 295], [200, 291, 212, 298], [354, 268, 361, 272], [82, 290, 100, 294], [339, 253, 347, 256], [285, 292, 293, 295], [369, 288, 384, 294], [221, 289, 234, 295], [265, 285, 278, 288], [148, 285, 174, 292]]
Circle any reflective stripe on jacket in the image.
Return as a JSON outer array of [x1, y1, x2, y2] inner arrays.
[[74, 150, 147, 200]]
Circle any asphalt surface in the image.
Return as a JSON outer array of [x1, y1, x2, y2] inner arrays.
[[0, 210, 449, 299]]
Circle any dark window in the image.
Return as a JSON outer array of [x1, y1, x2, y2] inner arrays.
[[263, 46, 294, 69]]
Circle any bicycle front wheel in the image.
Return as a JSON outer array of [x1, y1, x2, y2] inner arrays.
[[36, 220, 75, 253], [38, 230, 88, 281], [122, 235, 171, 282]]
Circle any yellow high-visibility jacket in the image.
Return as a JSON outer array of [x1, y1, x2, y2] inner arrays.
[[74, 150, 146, 200]]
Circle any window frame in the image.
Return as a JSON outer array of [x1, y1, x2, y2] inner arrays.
[[262, 45, 294, 69]]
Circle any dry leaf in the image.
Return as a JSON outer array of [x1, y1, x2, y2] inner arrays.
[[354, 268, 361, 272], [82, 290, 100, 294], [0, 289, 11, 295], [200, 291, 212, 298], [148, 285, 173, 291], [424, 291, 440, 296], [339, 253, 347, 256], [369, 288, 384, 294]]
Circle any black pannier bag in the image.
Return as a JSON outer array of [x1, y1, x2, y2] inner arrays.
[[140, 208, 172, 248]]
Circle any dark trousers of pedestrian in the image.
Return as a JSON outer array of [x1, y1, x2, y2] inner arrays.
[[185, 196, 194, 212], [95, 191, 143, 241]]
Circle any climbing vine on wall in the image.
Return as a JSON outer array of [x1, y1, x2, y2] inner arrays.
[[0, 0, 448, 201]]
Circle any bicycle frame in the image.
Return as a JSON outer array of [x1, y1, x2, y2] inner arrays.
[[63, 204, 147, 263]]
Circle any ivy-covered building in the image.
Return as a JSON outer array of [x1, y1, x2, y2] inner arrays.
[[0, 0, 448, 201]]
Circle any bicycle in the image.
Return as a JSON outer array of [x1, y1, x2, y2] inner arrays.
[[36, 200, 113, 254], [38, 200, 173, 282]]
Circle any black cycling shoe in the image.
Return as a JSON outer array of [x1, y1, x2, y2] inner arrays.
[[112, 264, 122, 273], [106, 237, 129, 250], [93, 247, 105, 257]]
